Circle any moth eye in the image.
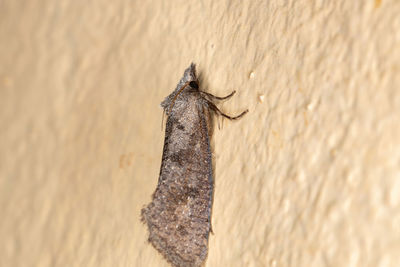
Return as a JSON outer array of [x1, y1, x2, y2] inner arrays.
[[189, 81, 199, 89]]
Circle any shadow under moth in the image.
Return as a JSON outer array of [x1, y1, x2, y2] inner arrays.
[[141, 63, 247, 267]]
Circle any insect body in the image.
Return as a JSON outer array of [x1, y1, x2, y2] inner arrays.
[[141, 63, 247, 267]]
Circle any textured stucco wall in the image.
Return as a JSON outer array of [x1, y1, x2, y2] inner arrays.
[[1, 0, 399, 266]]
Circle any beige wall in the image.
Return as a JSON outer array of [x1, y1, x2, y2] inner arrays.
[[1, 0, 399, 266]]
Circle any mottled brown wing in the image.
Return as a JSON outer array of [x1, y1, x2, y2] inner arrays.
[[141, 96, 213, 267]]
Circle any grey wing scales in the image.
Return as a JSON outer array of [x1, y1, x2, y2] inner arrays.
[[141, 100, 213, 267]]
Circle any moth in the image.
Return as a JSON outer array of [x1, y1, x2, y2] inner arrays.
[[141, 63, 247, 267]]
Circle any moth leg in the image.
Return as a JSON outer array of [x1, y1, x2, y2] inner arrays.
[[206, 100, 248, 120], [200, 90, 236, 100]]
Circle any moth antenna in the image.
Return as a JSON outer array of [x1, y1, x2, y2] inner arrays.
[[167, 81, 191, 115]]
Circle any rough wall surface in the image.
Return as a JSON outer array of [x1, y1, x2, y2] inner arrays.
[[0, 0, 399, 266]]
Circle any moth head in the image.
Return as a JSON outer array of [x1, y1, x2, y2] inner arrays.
[[160, 63, 199, 111], [189, 81, 199, 90]]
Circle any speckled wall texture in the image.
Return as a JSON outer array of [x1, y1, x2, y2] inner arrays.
[[0, 0, 399, 266]]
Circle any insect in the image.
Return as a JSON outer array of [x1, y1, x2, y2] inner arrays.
[[141, 63, 247, 267]]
